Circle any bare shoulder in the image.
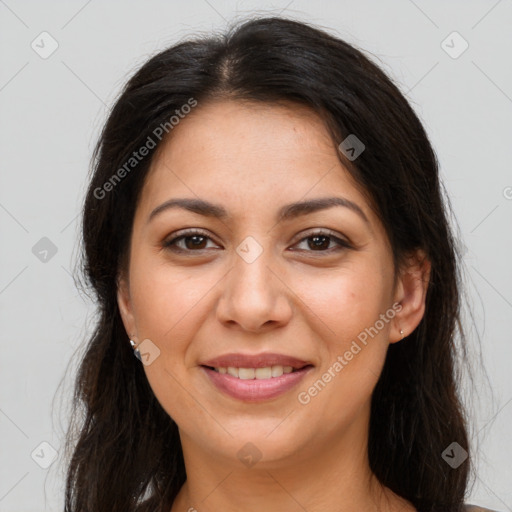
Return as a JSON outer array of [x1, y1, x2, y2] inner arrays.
[[464, 505, 500, 512]]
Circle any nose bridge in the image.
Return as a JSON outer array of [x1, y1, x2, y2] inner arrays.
[[217, 235, 291, 331], [234, 242, 273, 294], [231, 237, 277, 305]]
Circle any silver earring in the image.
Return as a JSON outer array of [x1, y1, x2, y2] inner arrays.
[[130, 339, 142, 362]]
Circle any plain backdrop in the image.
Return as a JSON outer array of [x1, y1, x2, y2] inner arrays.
[[0, 1, 511, 510]]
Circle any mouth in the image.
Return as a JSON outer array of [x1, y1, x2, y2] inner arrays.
[[199, 353, 314, 402], [201, 364, 312, 379], [200, 352, 313, 373]]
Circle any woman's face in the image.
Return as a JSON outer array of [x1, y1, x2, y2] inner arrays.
[[118, 99, 427, 468]]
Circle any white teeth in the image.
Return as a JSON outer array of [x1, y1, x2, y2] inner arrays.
[[214, 365, 297, 379], [227, 367, 238, 377], [271, 365, 283, 377], [238, 368, 255, 380], [255, 367, 272, 379]]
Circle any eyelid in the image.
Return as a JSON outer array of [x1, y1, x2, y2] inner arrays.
[[292, 228, 350, 244], [290, 228, 352, 252], [166, 227, 212, 240], [163, 228, 352, 253], [163, 228, 219, 249]]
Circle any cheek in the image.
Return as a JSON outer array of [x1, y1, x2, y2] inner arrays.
[[128, 257, 215, 419], [292, 266, 392, 399], [292, 264, 390, 341], [295, 299, 391, 442], [129, 253, 215, 341]]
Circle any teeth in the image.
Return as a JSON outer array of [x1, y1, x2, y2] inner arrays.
[[215, 365, 295, 379], [255, 367, 271, 379], [238, 368, 255, 379], [227, 367, 238, 377]]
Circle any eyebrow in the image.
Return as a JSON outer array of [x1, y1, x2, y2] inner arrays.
[[147, 196, 370, 225]]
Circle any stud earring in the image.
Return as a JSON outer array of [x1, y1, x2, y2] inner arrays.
[[130, 338, 142, 362], [400, 329, 404, 339]]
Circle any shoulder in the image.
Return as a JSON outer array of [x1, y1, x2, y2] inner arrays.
[[464, 505, 501, 512]]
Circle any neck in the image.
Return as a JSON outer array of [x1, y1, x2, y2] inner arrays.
[[170, 404, 415, 512]]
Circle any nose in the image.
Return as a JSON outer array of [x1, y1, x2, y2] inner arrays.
[[215, 246, 293, 333]]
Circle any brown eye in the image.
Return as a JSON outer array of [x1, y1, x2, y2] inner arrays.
[[163, 229, 351, 255], [163, 230, 218, 252], [180, 235, 208, 250], [292, 230, 352, 253], [307, 234, 331, 250]]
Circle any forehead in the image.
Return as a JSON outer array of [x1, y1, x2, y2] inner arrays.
[[138, 99, 379, 229], [154, 99, 337, 170]]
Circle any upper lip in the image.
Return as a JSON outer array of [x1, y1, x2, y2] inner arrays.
[[201, 352, 313, 369]]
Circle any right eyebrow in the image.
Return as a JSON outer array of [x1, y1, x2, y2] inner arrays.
[[148, 198, 228, 224]]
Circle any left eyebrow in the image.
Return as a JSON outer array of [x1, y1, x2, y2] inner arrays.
[[147, 196, 370, 225], [276, 196, 369, 225]]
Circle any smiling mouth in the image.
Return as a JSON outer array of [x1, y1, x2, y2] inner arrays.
[[202, 364, 313, 379], [200, 363, 314, 402]]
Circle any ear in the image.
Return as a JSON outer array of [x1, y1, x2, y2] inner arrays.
[[390, 249, 431, 344], [117, 272, 137, 340]]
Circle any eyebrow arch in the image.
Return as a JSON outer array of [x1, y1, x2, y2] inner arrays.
[[147, 196, 369, 225], [277, 196, 369, 225]]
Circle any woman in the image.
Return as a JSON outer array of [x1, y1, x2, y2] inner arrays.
[[63, 16, 498, 512]]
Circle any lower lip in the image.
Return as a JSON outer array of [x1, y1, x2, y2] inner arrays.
[[201, 366, 313, 402]]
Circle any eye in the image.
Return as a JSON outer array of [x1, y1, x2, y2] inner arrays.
[[292, 230, 352, 253], [163, 229, 220, 253], [163, 229, 351, 255]]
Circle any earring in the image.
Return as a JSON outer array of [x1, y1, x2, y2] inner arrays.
[[130, 338, 142, 362], [400, 329, 404, 339]]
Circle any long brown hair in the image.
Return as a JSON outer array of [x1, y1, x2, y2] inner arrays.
[[62, 16, 477, 512]]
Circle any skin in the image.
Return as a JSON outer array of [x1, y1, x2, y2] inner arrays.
[[117, 99, 430, 512]]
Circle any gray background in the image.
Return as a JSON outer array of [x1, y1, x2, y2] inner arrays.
[[1, 0, 511, 510]]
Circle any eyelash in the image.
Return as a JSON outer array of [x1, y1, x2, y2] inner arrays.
[[163, 229, 352, 255]]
